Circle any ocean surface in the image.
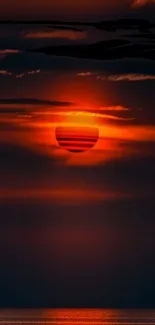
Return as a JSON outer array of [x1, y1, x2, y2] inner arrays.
[[0, 309, 155, 325]]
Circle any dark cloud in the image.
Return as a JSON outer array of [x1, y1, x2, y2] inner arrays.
[[91, 18, 155, 32], [48, 25, 84, 32], [29, 37, 155, 61], [1, 20, 155, 74], [1, 51, 155, 76], [0, 97, 74, 106], [5, 19, 151, 62], [124, 32, 155, 40], [0, 18, 154, 31]]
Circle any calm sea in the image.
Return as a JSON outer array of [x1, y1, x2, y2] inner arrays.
[[0, 309, 155, 325]]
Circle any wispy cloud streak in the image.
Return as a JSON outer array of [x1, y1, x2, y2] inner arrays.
[[77, 72, 155, 82], [97, 74, 155, 81]]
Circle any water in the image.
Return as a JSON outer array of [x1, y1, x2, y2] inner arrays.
[[0, 309, 155, 325]]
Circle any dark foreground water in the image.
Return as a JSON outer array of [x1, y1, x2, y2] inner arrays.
[[0, 309, 155, 325]]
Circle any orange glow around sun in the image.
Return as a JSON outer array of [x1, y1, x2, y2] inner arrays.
[[0, 105, 146, 167], [1, 65, 155, 169], [31, 108, 130, 166]]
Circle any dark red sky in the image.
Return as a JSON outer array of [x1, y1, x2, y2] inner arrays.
[[0, 0, 124, 17], [0, 0, 153, 19]]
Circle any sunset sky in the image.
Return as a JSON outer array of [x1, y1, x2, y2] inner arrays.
[[0, 0, 155, 308]]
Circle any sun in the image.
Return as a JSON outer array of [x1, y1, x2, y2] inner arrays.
[[54, 110, 101, 153], [55, 126, 99, 153]]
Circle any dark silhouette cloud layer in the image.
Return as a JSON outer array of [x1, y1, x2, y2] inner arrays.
[[0, 98, 74, 106], [29, 36, 155, 61]]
